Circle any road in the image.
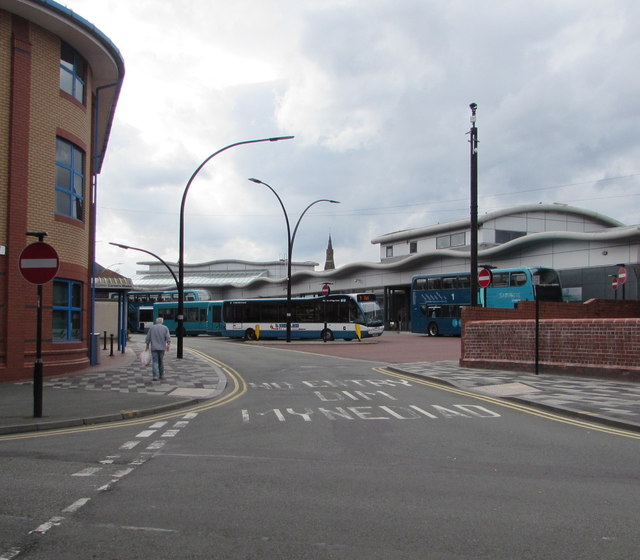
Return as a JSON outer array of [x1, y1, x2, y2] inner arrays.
[[1, 335, 638, 559]]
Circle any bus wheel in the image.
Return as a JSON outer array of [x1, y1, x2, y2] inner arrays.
[[244, 328, 257, 341], [427, 322, 439, 337], [321, 328, 334, 342]]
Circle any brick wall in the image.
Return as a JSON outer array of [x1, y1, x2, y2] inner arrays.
[[0, 14, 95, 381], [460, 300, 640, 380]]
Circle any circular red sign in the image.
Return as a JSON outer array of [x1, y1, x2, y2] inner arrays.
[[478, 268, 493, 288], [612, 277, 619, 290], [618, 267, 627, 284], [322, 284, 331, 296], [19, 242, 60, 285]]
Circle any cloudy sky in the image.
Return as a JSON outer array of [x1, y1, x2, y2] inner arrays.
[[64, 0, 640, 278]]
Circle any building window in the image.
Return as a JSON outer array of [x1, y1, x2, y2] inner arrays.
[[436, 232, 466, 249], [55, 138, 85, 220], [409, 241, 417, 254], [495, 230, 526, 244], [60, 42, 86, 103], [52, 280, 82, 341], [386, 246, 394, 258]]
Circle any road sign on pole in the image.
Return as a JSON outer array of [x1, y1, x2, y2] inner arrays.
[[322, 284, 331, 296], [478, 267, 493, 288], [612, 277, 618, 290], [21, 237, 59, 418], [19, 242, 59, 284], [618, 266, 627, 284]]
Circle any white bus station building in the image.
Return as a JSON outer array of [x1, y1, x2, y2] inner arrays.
[[131, 203, 640, 330]]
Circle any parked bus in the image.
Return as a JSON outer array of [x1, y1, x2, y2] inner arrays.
[[411, 267, 562, 336], [223, 293, 384, 341], [127, 289, 210, 333], [153, 300, 224, 336]]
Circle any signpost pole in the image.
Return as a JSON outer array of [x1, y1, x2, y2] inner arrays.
[[34, 282, 44, 417], [22, 232, 59, 418]]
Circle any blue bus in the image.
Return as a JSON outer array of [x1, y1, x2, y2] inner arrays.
[[223, 293, 385, 341], [127, 289, 210, 333], [411, 267, 562, 336], [153, 300, 224, 336]]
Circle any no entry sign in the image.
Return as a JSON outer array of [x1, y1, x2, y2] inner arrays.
[[19, 242, 59, 285], [618, 266, 627, 284], [478, 267, 493, 288]]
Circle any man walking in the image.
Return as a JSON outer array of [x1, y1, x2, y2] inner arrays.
[[145, 317, 171, 380]]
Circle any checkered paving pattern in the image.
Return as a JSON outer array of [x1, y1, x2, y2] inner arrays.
[[393, 361, 640, 425], [32, 343, 225, 397]]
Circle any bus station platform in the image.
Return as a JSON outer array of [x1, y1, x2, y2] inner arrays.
[[0, 338, 639, 436]]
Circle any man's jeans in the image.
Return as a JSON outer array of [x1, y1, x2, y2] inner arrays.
[[151, 350, 166, 378]]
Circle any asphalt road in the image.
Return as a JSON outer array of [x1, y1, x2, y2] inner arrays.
[[1, 335, 638, 559]]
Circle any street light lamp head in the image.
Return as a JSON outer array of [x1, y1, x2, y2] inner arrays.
[[248, 178, 264, 185], [109, 242, 130, 250]]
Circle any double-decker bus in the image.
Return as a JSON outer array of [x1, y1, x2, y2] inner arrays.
[[127, 289, 210, 333], [223, 293, 384, 341], [152, 300, 224, 336], [411, 267, 562, 336]]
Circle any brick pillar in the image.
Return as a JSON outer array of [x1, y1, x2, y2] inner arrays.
[[5, 16, 33, 376]]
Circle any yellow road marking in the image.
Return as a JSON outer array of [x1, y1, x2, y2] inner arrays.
[[0, 350, 247, 442]]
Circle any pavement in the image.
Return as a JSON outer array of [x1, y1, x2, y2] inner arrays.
[[0, 340, 227, 435], [1, 338, 639, 436]]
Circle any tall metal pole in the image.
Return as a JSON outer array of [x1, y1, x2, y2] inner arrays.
[[289, 199, 340, 342], [248, 178, 339, 342], [26, 231, 47, 417], [469, 103, 479, 306], [177, 136, 293, 358]]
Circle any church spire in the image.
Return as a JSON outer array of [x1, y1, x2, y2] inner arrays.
[[323, 235, 335, 271]]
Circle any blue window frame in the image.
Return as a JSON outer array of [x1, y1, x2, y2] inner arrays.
[[60, 42, 86, 103], [55, 138, 84, 220], [52, 280, 83, 341]]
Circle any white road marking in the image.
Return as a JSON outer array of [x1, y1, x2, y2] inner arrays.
[[72, 467, 102, 477], [135, 430, 157, 438], [30, 516, 64, 535], [62, 498, 91, 513]]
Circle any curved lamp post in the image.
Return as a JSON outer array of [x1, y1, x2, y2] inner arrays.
[[248, 178, 340, 342], [109, 242, 179, 288], [177, 136, 294, 358], [109, 242, 179, 353]]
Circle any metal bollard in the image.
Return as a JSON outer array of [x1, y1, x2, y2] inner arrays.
[[110, 334, 114, 356]]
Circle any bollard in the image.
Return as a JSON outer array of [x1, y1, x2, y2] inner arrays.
[[110, 333, 114, 356], [103, 330, 107, 350]]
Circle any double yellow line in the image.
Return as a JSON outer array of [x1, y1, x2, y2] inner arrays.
[[0, 351, 247, 441], [376, 367, 640, 440]]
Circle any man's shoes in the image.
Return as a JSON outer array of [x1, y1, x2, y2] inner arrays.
[[152, 376, 158, 380]]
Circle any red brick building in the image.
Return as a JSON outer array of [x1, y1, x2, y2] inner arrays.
[[0, 0, 124, 381]]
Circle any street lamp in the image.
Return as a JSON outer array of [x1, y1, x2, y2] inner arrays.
[[110, 242, 179, 353], [177, 136, 294, 358], [109, 242, 179, 288], [468, 103, 479, 306], [248, 177, 340, 342]]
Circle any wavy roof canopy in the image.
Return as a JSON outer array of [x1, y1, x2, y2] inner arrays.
[[371, 203, 624, 245], [243, 225, 640, 290]]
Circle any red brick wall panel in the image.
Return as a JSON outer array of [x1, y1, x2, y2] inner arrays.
[[461, 312, 640, 380]]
